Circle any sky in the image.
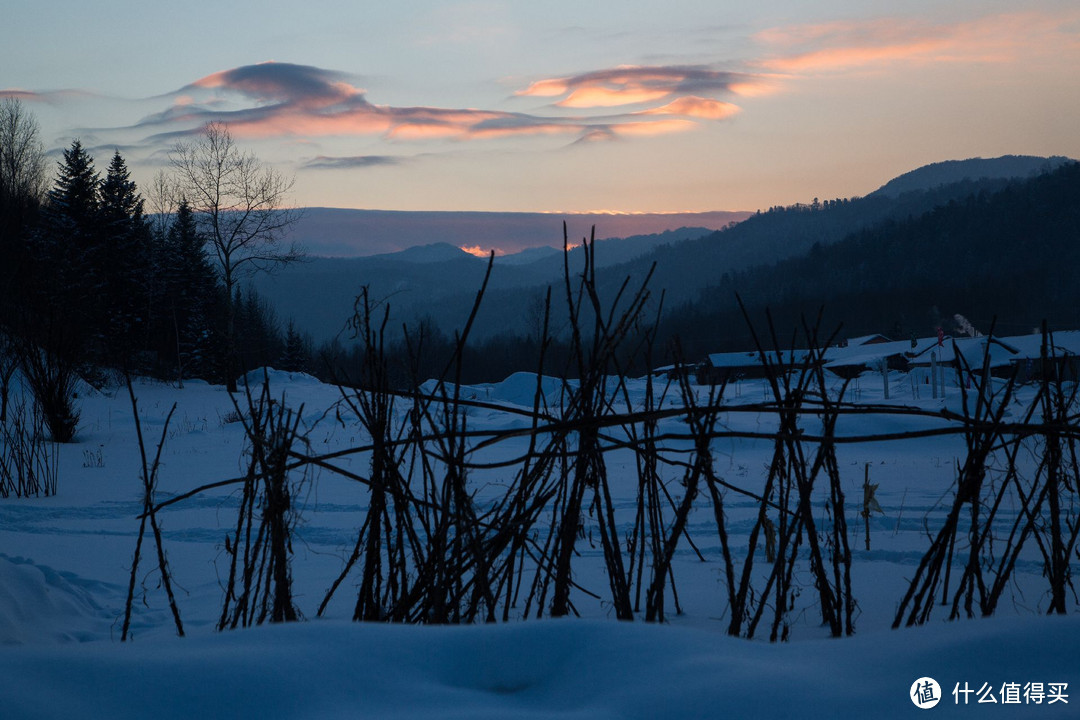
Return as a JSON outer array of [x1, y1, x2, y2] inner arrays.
[[3, 0, 1080, 215]]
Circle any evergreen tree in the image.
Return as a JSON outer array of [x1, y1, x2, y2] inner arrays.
[[98, 150, 153, 365], [279, 321, 311, 373], [29, 140, 103, 356], [159, 198, 223, 384], [234, 286, 284, 377], [99, 151, 144, 225], [47, 140, 100, 235]]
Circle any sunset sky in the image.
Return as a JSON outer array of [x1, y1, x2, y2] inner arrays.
[[4, 1, 1079, 215]]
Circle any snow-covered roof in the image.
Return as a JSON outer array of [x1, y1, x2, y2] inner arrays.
[[706, 331, 1080, 372], [706, 349, 813, 368], [825, 337, 948, 368], [844, 333, 891, 346], [950, 331, 1080, 368]]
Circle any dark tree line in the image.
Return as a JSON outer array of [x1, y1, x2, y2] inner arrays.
[[0, 101, 309, 439], [3, 138, 228, 381]]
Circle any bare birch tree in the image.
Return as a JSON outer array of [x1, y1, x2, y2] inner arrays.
[[169, 122, 302, 391], [0, 98, 48, 210], [0, 99, 48, 411]]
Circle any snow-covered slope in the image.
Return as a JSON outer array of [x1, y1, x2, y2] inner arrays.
[[1, 610, 1076, 719], [0, 370, 1075, 717]]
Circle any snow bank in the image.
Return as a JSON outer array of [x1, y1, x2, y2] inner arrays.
[[489, 371, 568, 408], [241, 367, 323, 387], [0, 616, 1076, 718], [418, 372, 569, 411], [0, 555, 114, 645]]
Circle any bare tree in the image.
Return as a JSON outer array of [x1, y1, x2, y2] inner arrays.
[[0, 98, 47, 298], [0, 98, 48, 208], [0, 99, 48, 404], [169, 122, 303, 391], [144, 168, 177, 241]]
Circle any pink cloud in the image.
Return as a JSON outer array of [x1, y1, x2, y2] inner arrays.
[[613, 119, 698, 137], [187, 62, 362, 107], [755, 11, 1080, 73], [557, 87, 672, 108], [517, 64, 754, 108], [637, 97, 741, 120], [117, 61, 763, 154]]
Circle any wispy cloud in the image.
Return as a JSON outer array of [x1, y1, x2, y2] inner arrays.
[[185, 63, 360, 105], [121, 61, 742, 150], [301, 155, 404, 170], [9, 60, 752, 164], [635, 96, 741, 120], [755, 11, 1080, 73], [0, 88, 103, 105], [516, 65, 761, 107]]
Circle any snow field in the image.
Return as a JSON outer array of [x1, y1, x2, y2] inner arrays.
[[0, 368, 1076, 717]]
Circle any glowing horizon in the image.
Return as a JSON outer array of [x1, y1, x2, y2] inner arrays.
[[460, 245, 504, 258]]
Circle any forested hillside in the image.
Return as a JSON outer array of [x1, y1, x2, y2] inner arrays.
[[662, 160, 1080, 358]]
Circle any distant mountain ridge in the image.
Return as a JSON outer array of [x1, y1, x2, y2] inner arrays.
[[284, 208, 749, 258], [869, 155, 1072, 198], [369, 243, 470, 264], [258, 154, 1075, 347], [252, 225, 719, 342]]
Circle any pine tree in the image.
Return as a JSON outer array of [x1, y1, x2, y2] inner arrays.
[[47, 140, 100, 235], [30, 140, 103, 355], [98, 150, 153, 365], [160, 198, 223, 384], [14, 139, 100, 441], [99, 151, 144, 225], [234, 286, 283, 375], [279, 321, 310, 373]]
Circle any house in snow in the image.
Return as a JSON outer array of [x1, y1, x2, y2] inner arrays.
[[695, 349, 815, 385], [696, 331, 1080, 386], [695, 334, 889, 385], [824, 336, 952, 380], [948, 331, 1080, 382]]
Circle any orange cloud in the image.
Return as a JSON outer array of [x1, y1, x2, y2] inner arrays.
[[516, 65, 751, 108], [227, 110, 392, 139], [557, 86, 671, 108], [517, 77, 570, 97], [131, 61, 753, 151], [638, 96, 741, 120], [755, 11, 1080, 74], [614, 119, 697, 137]]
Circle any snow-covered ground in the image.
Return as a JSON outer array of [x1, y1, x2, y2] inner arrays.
[[0, 369, 1076, 718]]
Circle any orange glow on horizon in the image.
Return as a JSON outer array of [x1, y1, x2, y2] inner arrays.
[[460, 245, 504, 257]]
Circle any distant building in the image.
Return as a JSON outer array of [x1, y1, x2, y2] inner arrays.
[[697, 330, 1080, 385]]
